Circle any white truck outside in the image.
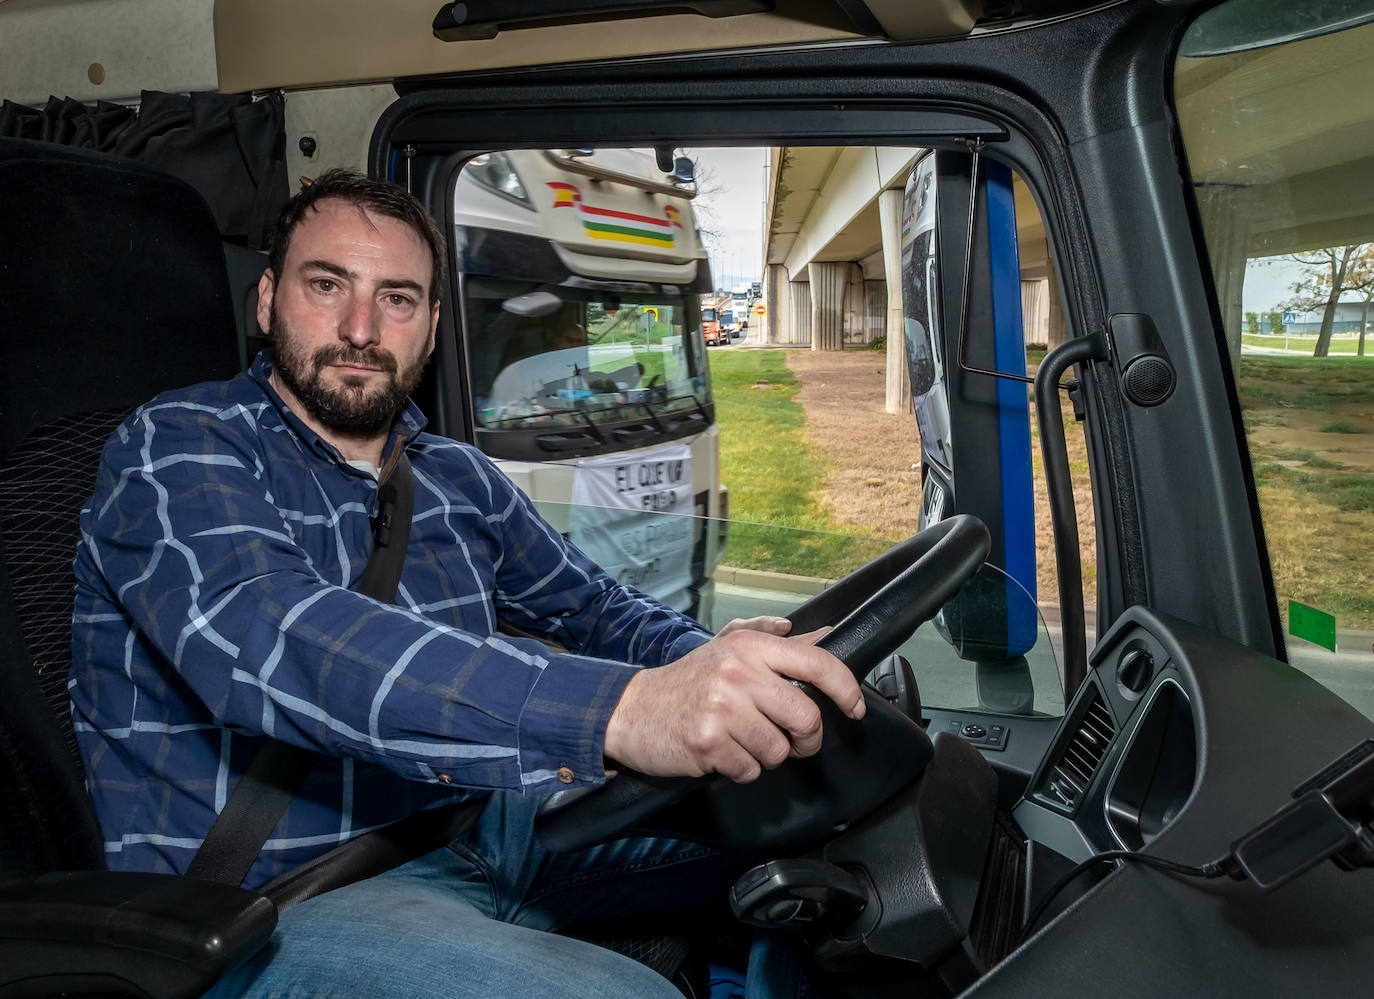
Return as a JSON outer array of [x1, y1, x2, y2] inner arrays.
[[452, 148, 726, 616]]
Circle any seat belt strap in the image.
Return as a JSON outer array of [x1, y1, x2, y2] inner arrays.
[[186, 453, 415, 886]]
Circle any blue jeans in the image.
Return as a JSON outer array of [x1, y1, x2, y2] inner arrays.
[[207, 792, 803, 998]]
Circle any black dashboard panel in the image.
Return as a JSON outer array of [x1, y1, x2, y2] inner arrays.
[[973, 606, 1374, 997]]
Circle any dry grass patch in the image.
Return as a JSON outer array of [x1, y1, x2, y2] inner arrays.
[[784, 351, 924, 540], [784, 349, 1097, 607], [1239, 355, 1374, 628]]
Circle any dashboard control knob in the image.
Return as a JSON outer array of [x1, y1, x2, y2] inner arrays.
[[1118, 648, 1154, 694]]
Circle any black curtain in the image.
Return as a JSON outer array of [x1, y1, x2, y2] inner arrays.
[[0, 91, 288, 250]]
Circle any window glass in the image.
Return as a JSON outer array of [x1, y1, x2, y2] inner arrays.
[[465, 279, 710, 431], [1175, 1, 1374, 719], [536, 505, 1067, 718], [457, 143, 1075, 718]]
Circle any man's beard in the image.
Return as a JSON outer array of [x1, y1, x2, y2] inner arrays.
[[268, 306, 427, 438]]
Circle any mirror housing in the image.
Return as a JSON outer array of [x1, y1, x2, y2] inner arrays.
[[900, 149, 1038, 665], [502, 290, 563, 318]]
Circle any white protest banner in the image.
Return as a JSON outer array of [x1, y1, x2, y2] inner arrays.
[[570, 444, 695, 609]]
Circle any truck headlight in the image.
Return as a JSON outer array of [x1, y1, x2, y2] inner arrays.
[[465, 152, 532, 208]]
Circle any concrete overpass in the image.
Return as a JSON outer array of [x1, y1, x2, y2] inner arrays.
[[757, 145, 1062, 413], [756, 36, 1374, 396]]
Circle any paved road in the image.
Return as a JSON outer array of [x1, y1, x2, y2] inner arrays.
[[1286, 639, 1374, 720]]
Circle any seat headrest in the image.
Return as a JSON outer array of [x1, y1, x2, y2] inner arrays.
[[0, 138, 242, 459]]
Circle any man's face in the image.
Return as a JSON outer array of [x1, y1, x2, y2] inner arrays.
[[257, 198, 440, 440]]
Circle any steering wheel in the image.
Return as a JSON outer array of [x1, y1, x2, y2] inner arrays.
[[535, 514, 991, 853]]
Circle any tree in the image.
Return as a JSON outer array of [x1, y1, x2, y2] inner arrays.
[[1342, 245, 1374, 357], [1267, 312, 1285, 335], [1284, 243, 1371, 356], [687, 156, 727, 249], [1245, 311, 1259, 335]]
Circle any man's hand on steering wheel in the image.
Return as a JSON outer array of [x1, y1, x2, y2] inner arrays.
[[713, 614, 792, 639], [602, 626, 867, 784]]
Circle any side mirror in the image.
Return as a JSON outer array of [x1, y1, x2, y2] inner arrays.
[[672, 156, 696, 183], [901, 149, 1038, 663]]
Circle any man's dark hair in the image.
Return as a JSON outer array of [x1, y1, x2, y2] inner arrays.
[[267, 169, 447, 307]]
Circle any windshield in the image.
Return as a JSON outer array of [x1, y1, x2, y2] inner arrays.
[[465, 278, 712, 431], [531, 502, 1066, 716], [1175, 0, 1374, 720]]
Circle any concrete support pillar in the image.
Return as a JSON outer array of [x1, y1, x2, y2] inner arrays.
[[809, 261, 846, 351], [1022, 279, 1049, 346], [878, 187, 911, 414], [1195, 184, 1251, 372], [1046, 265, 1068, 350], [843, 265, 865, 344], [763, 263, 788, 345], [864, 280, 886, 346], [789, 279, 813, 345]]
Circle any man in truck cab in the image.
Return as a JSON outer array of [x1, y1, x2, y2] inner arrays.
[[69, 169, 863, 998]]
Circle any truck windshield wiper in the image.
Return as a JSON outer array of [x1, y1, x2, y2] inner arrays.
[[640, 394, 710, 436], [571, 405, 605, 443], [688, 392, 709, 424], [634, 402, 666, 433]]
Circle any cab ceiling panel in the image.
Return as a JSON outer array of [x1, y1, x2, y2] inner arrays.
[[0, 0, 218, 106], [213, 0, 884, 92]]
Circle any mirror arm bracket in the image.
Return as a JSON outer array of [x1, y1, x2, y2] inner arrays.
[[953, 137, 1072, 390]]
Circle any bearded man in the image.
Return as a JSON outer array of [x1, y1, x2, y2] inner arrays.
[[70, 170, 861, 998]]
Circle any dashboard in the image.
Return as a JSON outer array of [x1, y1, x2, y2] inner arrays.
[[967, 605, 1374, 997]]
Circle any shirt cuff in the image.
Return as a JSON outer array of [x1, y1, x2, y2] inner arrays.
[[515, 652, 640, 791]]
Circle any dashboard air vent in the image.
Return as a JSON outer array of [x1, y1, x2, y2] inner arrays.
[[1043, 688, 1116, 812]]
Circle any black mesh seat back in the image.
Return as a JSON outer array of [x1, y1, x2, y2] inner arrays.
[[0, 138, 242, 872]]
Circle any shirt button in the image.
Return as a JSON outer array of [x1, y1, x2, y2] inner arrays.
[[557, 766, 575, 784], [437, 773, 452, 784]]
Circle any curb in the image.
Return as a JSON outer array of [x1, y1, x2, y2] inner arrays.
[[714, 565, 831, 596]]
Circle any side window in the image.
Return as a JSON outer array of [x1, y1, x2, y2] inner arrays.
[[1175, 2, 1374, 720], [699, 146, 1076, 719], [468, 144, 1083, 719]]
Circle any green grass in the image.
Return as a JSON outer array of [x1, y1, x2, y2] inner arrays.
[[1321, 589, 1374, 624], [1320, 421, 1363, 434], [1253, 459, 1374, 510], [1241, 333, 1373, 356], [1239, 356, 1374, 405], [709, 349, 887, 578], [1325, 475, 1374, 511], [1239, 383, 1284, 405], [1296, 386, 1331, 411]]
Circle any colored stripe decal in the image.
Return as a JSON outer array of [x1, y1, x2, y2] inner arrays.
[[584, 226, 675, 247], [580, 204, 674, 229]]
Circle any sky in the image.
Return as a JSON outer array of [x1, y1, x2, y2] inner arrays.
[[685, 147, 767, 292], [1243, 255, 1322, 314]]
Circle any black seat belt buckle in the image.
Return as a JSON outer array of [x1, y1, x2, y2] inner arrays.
[[372, 483, 398, 547]]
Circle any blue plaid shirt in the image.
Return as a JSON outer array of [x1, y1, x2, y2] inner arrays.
[[70, 351, 711, 888]]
